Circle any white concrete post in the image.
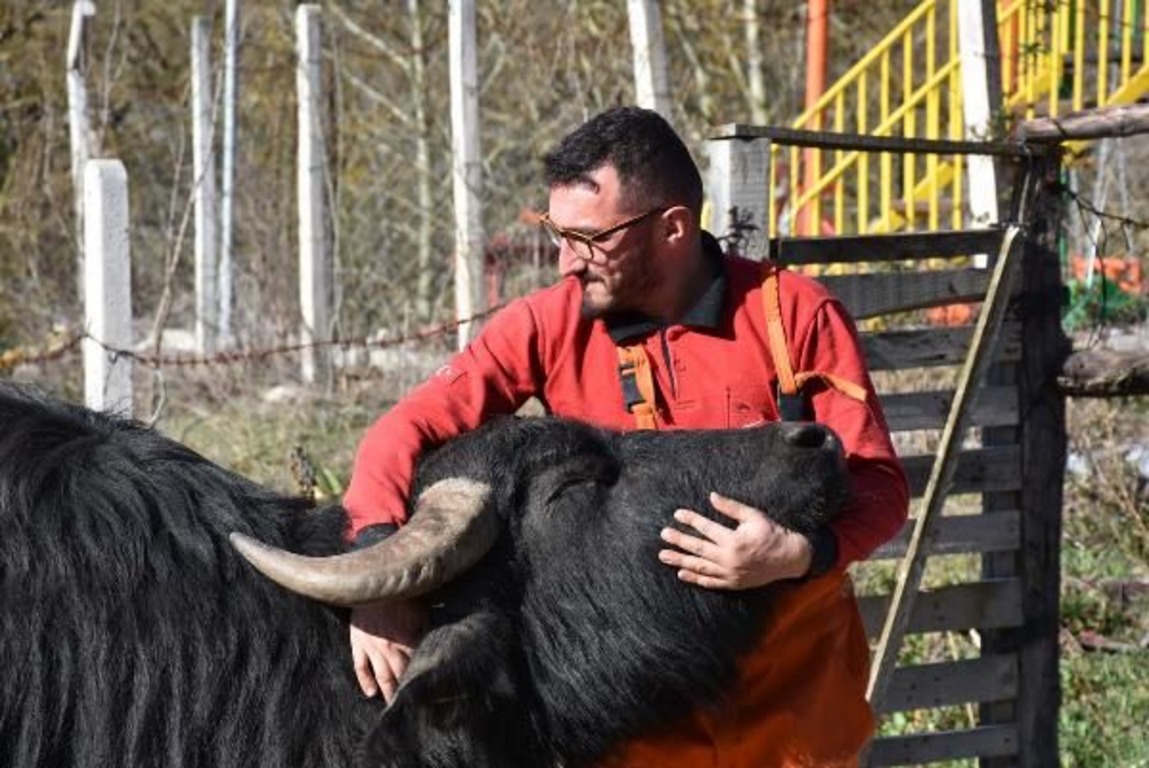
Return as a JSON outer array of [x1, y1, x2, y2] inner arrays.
[[296, 4, 330, 383], [449, 0, 485, 350], [627, 0, 672, 120], [191, 16, 218, 356], [83, 160, 133, 416], [219, 0, 240, 343], [67, 0, 95, 302], [707, 136, 771, 260], [958, 0, 1002, 267]]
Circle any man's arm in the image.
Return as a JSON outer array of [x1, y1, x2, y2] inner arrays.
[[342, 298, 550, 700]]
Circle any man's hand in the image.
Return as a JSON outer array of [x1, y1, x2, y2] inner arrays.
[[658, 491, 813, 590], [349, 598, 426, 703]]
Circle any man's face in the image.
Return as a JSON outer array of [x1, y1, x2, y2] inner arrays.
[[546, 165, 665, 318]]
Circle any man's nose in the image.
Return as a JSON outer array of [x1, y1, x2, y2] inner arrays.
[[557, 243, 587, 277]]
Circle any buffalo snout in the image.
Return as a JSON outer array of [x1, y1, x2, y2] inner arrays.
[[778, 421, 841, 455]]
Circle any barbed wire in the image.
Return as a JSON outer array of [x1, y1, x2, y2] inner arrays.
[[1058, 181, 1149, 233], [0, 303, 506, 375]]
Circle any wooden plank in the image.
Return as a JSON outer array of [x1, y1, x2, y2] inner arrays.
[[862, 323, 1022, 371], [875, 655, 1018, 714], [902, 446, 1022, 497], [1020, 102, 1149, 142], [709, 123, 1038, 157], [869, 510, 1021, 560], [881, 386, 1018, 432], [868, 725, 1018, 766], [1058, 348, 1149, 397], [821, 268, 995, 319], [772, 229, 1004, 266], [858, 580, 1024, 636]]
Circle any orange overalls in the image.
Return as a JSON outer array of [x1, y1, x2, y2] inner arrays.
[[599, 572, 873, 767]]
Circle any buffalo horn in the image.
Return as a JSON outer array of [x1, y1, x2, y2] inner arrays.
[[229, 478, 495, 606]]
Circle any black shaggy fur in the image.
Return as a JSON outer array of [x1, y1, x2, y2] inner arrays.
[[0, 383, 849, 768]]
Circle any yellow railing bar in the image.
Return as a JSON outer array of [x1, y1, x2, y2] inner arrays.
[[834, 90, 845, 234], [1048, 1, 1061, 118], [880, 48, 891, 227], [1144, 0, 1149, 81], [949, 0, 962, 231], [903, 27, 915, 230], [1074, 0, 1086, 111], [1099, 0, 1111, 108], [857, 70, 869, 234], [1123, 0, 1135, 89], [926, 3, 938, 230]]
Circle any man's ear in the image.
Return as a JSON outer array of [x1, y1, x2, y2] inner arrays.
[[661, 205, 695, 248]]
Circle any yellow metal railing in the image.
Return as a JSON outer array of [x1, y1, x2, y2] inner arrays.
[[775, 0, 1149, 237]]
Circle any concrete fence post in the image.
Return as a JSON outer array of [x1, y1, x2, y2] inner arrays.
[[296, 4, 330, 383], [82, 159, 133, 415]]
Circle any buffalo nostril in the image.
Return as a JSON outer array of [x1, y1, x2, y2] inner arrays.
[[781, 422, 830, 449]]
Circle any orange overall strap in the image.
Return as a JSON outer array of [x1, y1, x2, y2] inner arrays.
[[762, 266, 868, 420], [617, 344, 659, 430]]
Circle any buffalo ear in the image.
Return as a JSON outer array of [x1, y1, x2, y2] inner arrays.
[[366, 612, 528, 766], [528, 451, 619, 507]]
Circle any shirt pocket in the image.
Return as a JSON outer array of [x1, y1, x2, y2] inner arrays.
[[726, 382, 779, 428]]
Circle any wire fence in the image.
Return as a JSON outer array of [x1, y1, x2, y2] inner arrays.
[[0, 303, 505, 375]]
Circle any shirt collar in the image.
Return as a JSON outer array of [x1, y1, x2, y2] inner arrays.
[[604, 231, 727, 343]]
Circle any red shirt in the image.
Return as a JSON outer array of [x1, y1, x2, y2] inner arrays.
[[344, 244, 908, 569]]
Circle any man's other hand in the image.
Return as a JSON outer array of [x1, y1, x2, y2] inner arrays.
[[658, 491, 813, 589], [349, 598, 426, 703]]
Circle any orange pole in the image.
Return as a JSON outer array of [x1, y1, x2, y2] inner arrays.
[[801, 0, 829, 235]]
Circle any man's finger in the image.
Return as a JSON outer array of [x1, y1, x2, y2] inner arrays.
[[352, 645, 378, 698], [674, 565, 734, 590], [660, 525, 719, 558], [379, 646, 410, 704], [708, 492, 763, 524], [673, 507, 734, 542], [659, 548, 725, 577]]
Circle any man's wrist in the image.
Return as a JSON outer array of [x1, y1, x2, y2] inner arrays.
[[802, 527, 839, 579]]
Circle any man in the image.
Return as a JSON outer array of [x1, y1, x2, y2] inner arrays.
[[343, 106, 908, 767]]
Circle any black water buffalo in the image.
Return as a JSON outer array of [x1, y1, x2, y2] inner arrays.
[[0, 382, 849, 768]]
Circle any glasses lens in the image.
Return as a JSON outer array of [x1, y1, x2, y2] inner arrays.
[[541, 218, 563, 248], [542, 218, 596, 261]]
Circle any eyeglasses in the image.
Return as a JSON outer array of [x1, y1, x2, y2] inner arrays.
[[539, 206, 668, 263]]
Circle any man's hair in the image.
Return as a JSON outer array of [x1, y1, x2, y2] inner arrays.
[[543, 106, 703, 217]]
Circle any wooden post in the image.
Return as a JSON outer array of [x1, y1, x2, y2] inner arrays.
[[67, 0, 95, 303], [627, 0, 672, 120], [958, 0, 1002, 264], [981, 151, 1069, 768], [82, 160, 133, 416], [449, 0, 485, 350], [296, 4, 330, 384], [706, 130, 771, 260], [191, 16, 218, 356]]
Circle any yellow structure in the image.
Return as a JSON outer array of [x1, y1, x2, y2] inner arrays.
[[776, 0, 1149, 237]]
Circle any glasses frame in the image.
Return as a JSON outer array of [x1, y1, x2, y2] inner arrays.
[[540, 206, 669, 263]]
